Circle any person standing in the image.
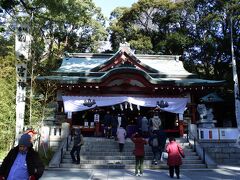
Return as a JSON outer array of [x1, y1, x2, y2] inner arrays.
[[116, 125, 127, 152], [148, 131, 160, 165], [0, 133, 44, 180], [150, 112, 161, 133], [131, 132, 147, 177], [166, 137, 185, 179], [70, 129, 84, 164], [103, 111, 112, 138], [120, 113, 127, 129], [111, 114, 118, 139], [136, 113, 143, 133], [158, 128, 167, 160], [141, 116, 149, 138]]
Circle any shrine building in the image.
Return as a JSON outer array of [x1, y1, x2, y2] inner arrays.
[[37, 43, 225, 137]]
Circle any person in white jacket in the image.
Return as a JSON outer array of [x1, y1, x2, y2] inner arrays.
[[117, 126, 127, 152]]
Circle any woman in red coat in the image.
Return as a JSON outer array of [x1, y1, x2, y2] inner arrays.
[[166, 137, 185, 179]]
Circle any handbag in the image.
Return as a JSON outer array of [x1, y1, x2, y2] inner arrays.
[[160, 152, 168, 161]]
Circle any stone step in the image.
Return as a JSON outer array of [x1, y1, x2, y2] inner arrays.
[[59, 163, 206, 169], [62, 159, 153, 165], [61, 158, 203, 165], [65, 152, 153, 156], [60, 163, 126, 169], [63, 154, 200, 162], [64, 151, 198, 157], [71, 145, 193, 151], [64, 155, 153, 160], [66, 150, 197, 159], [71, 137, 189, 144], [63, 154, 153, 160], [59, 137, 207, 170]]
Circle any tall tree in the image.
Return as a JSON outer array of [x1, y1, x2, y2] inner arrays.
[[0, 37, 16, 155], [0, 0, 108, 139]]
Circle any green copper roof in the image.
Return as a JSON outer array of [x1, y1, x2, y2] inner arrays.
[[56, 57, 109, 73], [37, 50, 225, 86], [54, 51, 193, 77]]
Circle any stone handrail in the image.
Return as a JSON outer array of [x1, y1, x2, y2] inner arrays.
[[48, 136, 70, 168], [188, 128, 217, 168]]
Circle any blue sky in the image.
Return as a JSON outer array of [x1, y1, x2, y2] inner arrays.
[[93, 0, 137, 18]]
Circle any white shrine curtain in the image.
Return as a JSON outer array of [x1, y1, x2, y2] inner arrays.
[[62, 96, 189, 115]]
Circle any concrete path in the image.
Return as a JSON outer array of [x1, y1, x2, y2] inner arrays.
[[41, 165, 240, 180]]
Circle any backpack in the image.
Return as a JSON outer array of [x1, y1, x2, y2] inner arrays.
[[152, 137, 159, 147]]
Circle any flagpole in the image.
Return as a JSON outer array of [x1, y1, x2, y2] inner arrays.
[[230, 15, 240, 147]]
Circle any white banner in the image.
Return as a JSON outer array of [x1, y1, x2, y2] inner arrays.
[[62, 96, 189, 114]]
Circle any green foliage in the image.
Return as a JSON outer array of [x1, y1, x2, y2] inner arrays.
[[0, 0, 108, 129], [129, 36, 153, 54], [0, 150, 8, 160], [0, 42, 16, 153], [108, 0, 240, 84]]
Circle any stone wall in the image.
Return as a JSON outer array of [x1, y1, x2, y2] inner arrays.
[[200, 140, 240, 165]]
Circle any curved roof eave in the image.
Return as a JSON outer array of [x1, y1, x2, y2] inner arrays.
[[36, 68, 226, 86]]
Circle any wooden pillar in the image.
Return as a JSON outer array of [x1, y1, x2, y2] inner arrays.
[[95, 122, 100, 136], [191, 104, 197, 124], [179, 121, 184, 137]]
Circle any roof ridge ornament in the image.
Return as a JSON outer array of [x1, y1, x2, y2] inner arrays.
[[119, 38, 132, 53]]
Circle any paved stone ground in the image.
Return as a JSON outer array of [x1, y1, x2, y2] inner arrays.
[[41, 165, 240, 180]]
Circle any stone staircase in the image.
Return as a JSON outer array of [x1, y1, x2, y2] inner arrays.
[[59, 137, 207, 169]]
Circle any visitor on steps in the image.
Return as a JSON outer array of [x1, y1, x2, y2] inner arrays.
[[141, 116, 149, 138], [70, 129, 84, 164], [166, 137, 185, 179], [131, 132, 147, 177], [149, 112, 161, 134], [111, 114, 118, 139], [148, 131, 160, 165], [158, 128, 167, 161], [117, 125, 127, 152], [103, 111, 113, 138]]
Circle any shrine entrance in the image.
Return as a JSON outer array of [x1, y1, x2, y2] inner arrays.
[[70, 104, 179, 137]]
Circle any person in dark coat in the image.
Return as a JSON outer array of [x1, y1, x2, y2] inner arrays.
[[141, 116, 149, 138], [70, 129, 84, 164], [103, 111, 113, 138], [158, 128, 167, 159], [166, 137, 185, 179], [148, 131, 160, 165], [111, 114, 118, 138], [131, 132, 147, 176], [136, 113, 143, 133], [0, 133, 44, 180], [120, 113, 127, 129]]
